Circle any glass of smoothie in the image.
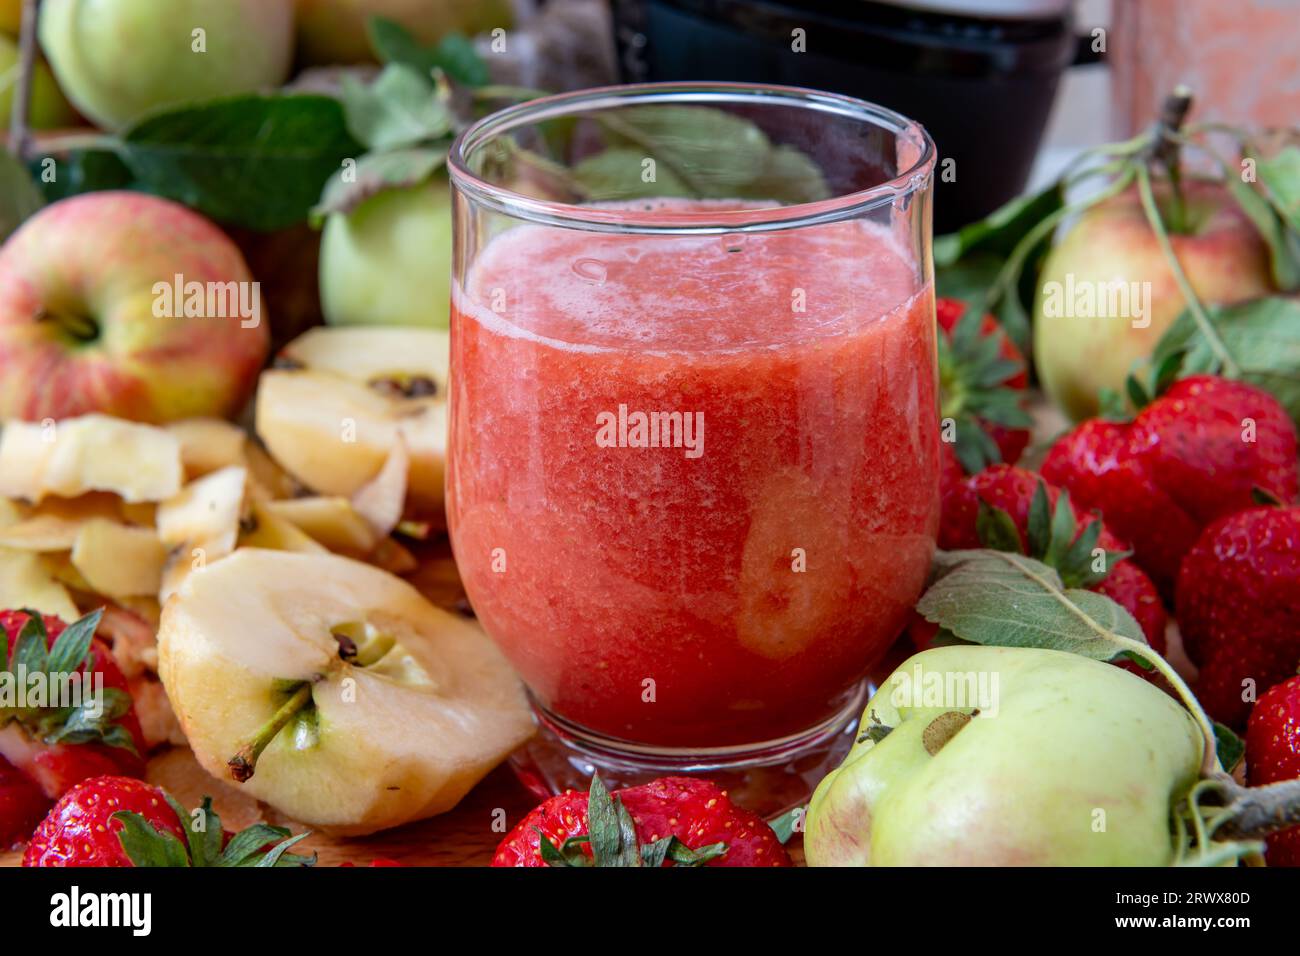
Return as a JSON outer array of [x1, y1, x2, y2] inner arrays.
[[447, 83, 939, 810]]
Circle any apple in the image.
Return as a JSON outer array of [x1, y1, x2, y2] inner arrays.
[[320, 178, 453, 329], [0, 192, 270, 424], [1033, 180, 1274, 421], [0, 34, 77, 129], [157, 548, 535, 834], [295, 0, 513, 66], [255, 325, 448, 520], [38, 0, 293, 130], [804, 645, 1204, 866]]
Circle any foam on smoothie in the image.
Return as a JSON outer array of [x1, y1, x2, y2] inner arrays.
[[457, 198, 920, 355]]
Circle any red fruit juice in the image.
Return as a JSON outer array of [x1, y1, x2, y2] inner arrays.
[[448, 201, 939, 748]]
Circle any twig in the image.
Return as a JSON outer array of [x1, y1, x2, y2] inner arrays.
[[8, 0, 40, 161]]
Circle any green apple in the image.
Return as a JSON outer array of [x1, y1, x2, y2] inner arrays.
[[38, 0, 294, 130], [0, 33, 76, 129], [805, 645, 1204, 866], [0, 191, 270, 423], [319, 178, 453, 329], [1033, 180, 1274, 421], [295, 0, 514, 66]]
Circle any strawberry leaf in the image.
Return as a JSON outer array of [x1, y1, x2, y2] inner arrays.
[[11, 612, 48, 675], [917, 549, 1148, 661], [975, 501, 1022, 553], [45, 608, 103, 676], [113, 811, 192, 868], [1027, 481, 1051, 558]]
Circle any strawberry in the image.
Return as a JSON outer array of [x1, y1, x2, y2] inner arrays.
[[1246, 676, 1300, 867], [935, 464, 1167, 654], [492, 775, 792, 867], [23, 775, 315, 867], [0, 609, 146, 801], [0, 755, 49, 849], [936, 298, 1032, 489], [1043, 375, 1299, 596], [1176, 505, 1300, 728]]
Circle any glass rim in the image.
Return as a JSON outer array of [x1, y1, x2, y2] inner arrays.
[[447, 81, 937, 235]]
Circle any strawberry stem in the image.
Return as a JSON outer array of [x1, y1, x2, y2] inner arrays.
[[228, 682, 313, 783]]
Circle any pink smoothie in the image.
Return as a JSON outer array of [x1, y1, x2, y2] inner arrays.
[[448, 201, 939, 748]]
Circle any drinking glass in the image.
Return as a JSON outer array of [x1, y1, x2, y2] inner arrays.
[[447, 82, 938, 810]]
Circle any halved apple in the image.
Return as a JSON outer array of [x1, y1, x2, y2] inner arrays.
[[255, 327, 448, 521], [157, 549, 534, 835], [0, 415, 182, 503]]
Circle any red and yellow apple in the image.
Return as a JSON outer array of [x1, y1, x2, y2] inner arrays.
[[0, 192, 270, 424], [1033, 180, 1274, 420], [38, 0, 294, 130], [295, 0, 513, 66]]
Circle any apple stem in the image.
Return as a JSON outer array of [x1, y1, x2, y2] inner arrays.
[[1208, 775, 1300, 841], [8, 0, 40, 161], [227, 681, 313, 783], [1148, 86, 1194, 234]]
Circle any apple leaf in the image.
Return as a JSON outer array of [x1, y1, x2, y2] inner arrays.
[[0, 147, 44, 241], [933, 181, 1064, 266], [1225, 175, 1300, 290], [1152, 296, 1300, 428], [118, 94, 363, 232], [1257, 146, 1300, 233], [340, 64, 453, 152], [367, 17, 490, 88], [916, 549, 1148, 661], [572, 148, 693, 201], [311, 147, 448, 222], [28, 149, 135, 203], [1213, 722, 1245, 774]]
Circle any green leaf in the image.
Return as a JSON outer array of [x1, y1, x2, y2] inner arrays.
[[975, 501, 1023, 553], [118, 94, 363, 231], [935, 254, 1002, 318], [585, 774, 640, 867], [340, 64, 452, 152], [1257, 146, 1300, 233], [768, 807, 801, 844], [250, 831, 315, 868], [1213, 722, 1246, 773], [113, 812, 191, 867], [917, 549, 1148, 661], [733, 144, 831, 205], [1151, 296, 1300, 428], [312, 147, 448, 222], [1225, 176, 1300, 290], [934, 181, 1065, 267], [572, 147, 693, 201], [173, 795, 223, 869], [29, 148, 135, 203], [0, 148, 44, 241], [594, 106, 772, 198], [11, 612, 48, 676], [1042, 490, 1078, 570], [368, 17, 490, 88], [45, 607, 102, 676], [1027, 481, 1052, 558]]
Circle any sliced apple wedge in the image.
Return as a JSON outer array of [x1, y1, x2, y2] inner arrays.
[[157, 466, 247, 553], [238, 500, 327, 554], [166, 418, 249, 479], [0, 494, 121, 551], [158, 549, 534, 835], [71, 519, 168, 598], [0, 548, 79, 621], [263, 497, 379, 554], [0, 415, 182, 503], [255, 327, 448, 520]]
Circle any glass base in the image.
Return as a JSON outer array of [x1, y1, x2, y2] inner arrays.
[[508, 680, 871, 820]]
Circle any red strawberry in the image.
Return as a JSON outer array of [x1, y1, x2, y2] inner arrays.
[[935, 464, 1167, 654], [492, 775, 792, 868], [936, 298, 1032, 495], [1176, 505, 1300, 728], [1246, 676, 1300, 867], [0, 609, 146, 800], [0, 755, 49, 849], [23, 775, 314, 867], [1043, 375, 1299, 596]]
